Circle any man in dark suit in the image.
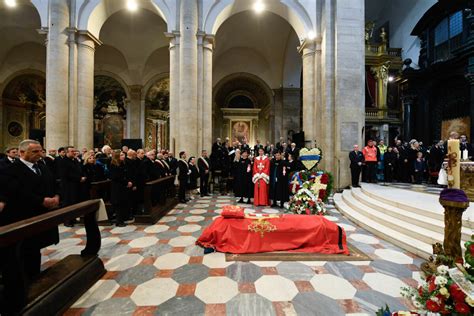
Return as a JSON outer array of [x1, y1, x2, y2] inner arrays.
[[0, 140, 60, 312], [286, 143, 299, 160], [460, 135, 473, 160], [349, 144, 364, 187], [253, 140, 263, 154], [60, 146, 86, 226], [177, 151, 190, 203], [198, 150, 211, 197], [0, 147, 18, 169]]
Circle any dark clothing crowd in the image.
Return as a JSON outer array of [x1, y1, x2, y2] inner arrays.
[[349, 137, 474, 187]]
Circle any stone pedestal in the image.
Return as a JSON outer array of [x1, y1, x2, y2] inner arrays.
[[440, 199, 469, 259]]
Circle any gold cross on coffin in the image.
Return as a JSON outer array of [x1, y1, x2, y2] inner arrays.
[[311, 176, 327, 195]]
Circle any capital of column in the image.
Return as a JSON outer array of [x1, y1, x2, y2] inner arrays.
[[165, 31, 181, 50], [129, 85, 143, 99], [298, 37, 321, 58], [77, 30, 102, 51]]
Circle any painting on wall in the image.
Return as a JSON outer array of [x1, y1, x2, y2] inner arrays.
[[442, 117, 471, 140], [102, 114, 124, 149], [145, 77, 170, 150], [231, 120, 251, 144]]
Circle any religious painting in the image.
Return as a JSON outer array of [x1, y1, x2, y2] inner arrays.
[[93, 75, 127, 148], [2, 74, 46, 109], [442, 117, 471, 140], [231, 120, 251, 144], [145, 77, 170, 150], [102, 114, 124, 149]]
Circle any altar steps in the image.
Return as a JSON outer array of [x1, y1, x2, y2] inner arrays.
[[334, 183, 474, 260]]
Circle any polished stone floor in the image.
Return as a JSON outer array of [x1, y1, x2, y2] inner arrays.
[[42, 195, 423, 315]]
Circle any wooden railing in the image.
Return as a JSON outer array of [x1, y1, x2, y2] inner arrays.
[[139, 175, 177, 223], [365, 108, 402, 121], [365, 43, 402, 57], [0, 200, 105, 315]]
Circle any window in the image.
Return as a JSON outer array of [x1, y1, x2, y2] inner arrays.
[[434, 18, 448, 46], [433, 10, 463, 61], [449, 11, 463, 38]]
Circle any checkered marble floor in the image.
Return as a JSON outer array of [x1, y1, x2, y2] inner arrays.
[[42, 195, 424, 316]]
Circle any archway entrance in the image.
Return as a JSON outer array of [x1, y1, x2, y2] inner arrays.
[[1, 74, 46, 148], [212, 10, 302, 145]]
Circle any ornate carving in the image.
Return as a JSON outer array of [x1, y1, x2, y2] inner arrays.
[[440, 199, 469, 259], [248, 219, 277, 238]]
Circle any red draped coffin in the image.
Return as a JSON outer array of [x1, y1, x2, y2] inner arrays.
[[197, 214, 350, 255]]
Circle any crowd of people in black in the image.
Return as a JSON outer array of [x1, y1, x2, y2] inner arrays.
[[349, 132, 473, 187]]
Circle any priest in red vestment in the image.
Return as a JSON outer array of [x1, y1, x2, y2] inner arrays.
[[252, 148, 270, 206]]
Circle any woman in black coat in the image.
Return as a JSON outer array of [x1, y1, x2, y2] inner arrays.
[[109, 151, 132, 227], [188, 157, 200, 190], [80, 152, 105, 201]]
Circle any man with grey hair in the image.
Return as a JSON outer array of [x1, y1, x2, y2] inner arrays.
[[0, 139, 60, 298]]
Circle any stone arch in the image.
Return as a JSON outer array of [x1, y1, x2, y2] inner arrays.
[[213, 72, 274, 109], [93, 70, 130, 100], [203, 0, 313, 39], [77, 0, 173, 39]]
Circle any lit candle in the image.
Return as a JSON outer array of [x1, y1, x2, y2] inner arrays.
[[447, 139, 461, 189], [462, 149, 469, 161]]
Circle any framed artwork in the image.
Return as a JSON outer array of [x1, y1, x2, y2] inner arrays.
[[442, 117, 471, 140], [231, 120, 251, 144]]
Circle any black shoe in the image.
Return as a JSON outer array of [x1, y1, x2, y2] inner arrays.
[[271, 204, 277, 208], [116, 222, 126, 227], [246, 199, 251, 204], [179, 199, 187, 203], [238, 198, 244, 203], [125, 217, 135, 224], [64, 223, 74, 228]]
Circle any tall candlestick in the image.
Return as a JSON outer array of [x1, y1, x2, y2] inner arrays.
[[447, 139, 461, 189]]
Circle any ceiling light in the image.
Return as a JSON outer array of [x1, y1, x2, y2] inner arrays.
[[5, 0, 17, 7], [253, 1, 265, 14], [127, 0, 138, 11], [307, 31, 316, 40], [388, 76, 394, 82]]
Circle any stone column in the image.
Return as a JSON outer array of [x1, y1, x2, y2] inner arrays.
[[333, 0, 365, 189], [77, 33, 99, 150], [167, 32, 179, 154], [127, 85, 142, 139], [179, 0, 198, 156], [299, 40, 316, 147], [45, 0, 70, 149], [202, 36, 214, 152], [67, 28, 78, 147]]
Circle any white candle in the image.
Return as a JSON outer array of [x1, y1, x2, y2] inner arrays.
[[462, 149, 469, 160]]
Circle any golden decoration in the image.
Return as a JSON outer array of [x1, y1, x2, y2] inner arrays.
[[248, 219, 277, 238], [311, 176, 327, 195]]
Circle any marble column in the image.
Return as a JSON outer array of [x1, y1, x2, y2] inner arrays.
[[67, 28, 78, 147], [127, 85, 142, 139], [167, 33, 180, 154], [77, 33, 98, 150], [299, 40, 316, 147], [202, 36, 214, 152], [45, 0, 70, 149], [197, 33, 204, 153], [179, 0, 198, 156]]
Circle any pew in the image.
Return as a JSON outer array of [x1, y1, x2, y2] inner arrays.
[[0, 200, 105, 315], [136, 175, 178, 223]]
